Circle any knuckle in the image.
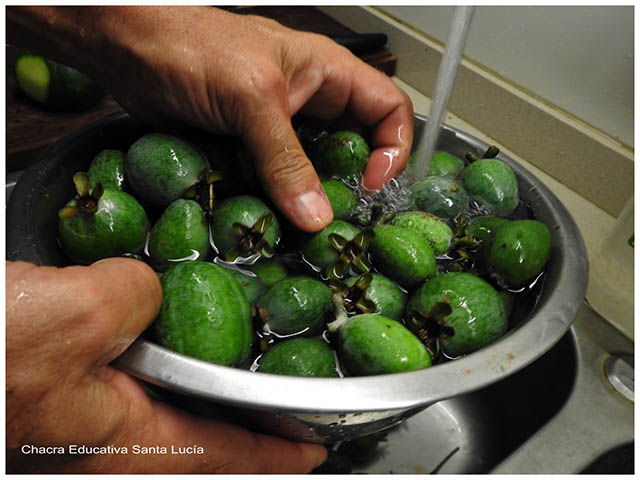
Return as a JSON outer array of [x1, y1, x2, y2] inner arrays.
[[261, 152, 314, 187], [246, 68, 286, 99]]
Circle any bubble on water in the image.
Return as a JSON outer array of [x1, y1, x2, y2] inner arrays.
[[351, 172, 412, 221]]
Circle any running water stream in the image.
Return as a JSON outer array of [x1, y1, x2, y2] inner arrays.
[[355, 7, 475, 220], [409, 6, 475, 183]]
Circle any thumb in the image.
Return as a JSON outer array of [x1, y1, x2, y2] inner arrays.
[[242, 106, 333, 232]]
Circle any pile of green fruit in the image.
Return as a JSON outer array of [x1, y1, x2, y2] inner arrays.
[[57, 125, 551, 378]]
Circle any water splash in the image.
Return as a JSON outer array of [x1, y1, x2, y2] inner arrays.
[[352, 172, 412, 220]]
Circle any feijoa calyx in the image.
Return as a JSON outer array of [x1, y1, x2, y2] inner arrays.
[[340, 273, 407, 321], [258, 338, 338, 377], [302, 220, 372, 279], [209, 195, 281, 262], [407, 272, 507, 358], [58, 172, 149, 264], [155, 261, 253, 366]]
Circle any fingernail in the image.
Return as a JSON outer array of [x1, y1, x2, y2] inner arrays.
[[291, 191, 333, 231]]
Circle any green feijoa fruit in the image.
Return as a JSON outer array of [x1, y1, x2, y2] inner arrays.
[[321, 178, 357, 220], [302, 220, 361, 269], [370, 225, 436, 288], [15, 54, 105, 110], [58, 188, 150, 265], [88, 149, 126, 191], [408, 175, 469, 221], [333, 314, 431, 376], [258, 338, 338, 377], [461, 159, 519, 216], [487, 219, 551, 288], [226, 268, 266, 306], [156, 261, 252, 366], [467, 215, 510, 244], [430, 151, 465, 178], [500, 291, 515, 319], [257, 276, 332, 336], [407, 272, 506, 358], [209, 195, 281, 262], [147, 199, 210, 267], [344, 273, 406, 321], [314, 131, 370, 179], [125, 133, 208, 207], [390, 211, 453, 256], [246, 257, 288, 286]]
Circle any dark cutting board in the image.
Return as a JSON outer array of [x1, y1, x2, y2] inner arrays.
[[6, 7, 396, 172]]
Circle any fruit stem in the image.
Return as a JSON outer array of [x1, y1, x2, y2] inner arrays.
[[326, 293, 350, 333]]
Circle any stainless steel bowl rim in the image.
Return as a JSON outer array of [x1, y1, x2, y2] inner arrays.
[[114, 113, 589, 414]]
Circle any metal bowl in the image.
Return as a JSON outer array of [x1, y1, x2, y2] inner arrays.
[[7, 112, 588, 443]]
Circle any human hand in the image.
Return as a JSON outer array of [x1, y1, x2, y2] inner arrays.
[[81, 6, 414, 231], [6, 259, 327, 474]]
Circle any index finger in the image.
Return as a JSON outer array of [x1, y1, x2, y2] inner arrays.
[[346, 62, 414, 190]]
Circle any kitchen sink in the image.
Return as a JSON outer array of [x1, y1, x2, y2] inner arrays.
[[312, 303, 633, 474], [139, 301, 633, 475]]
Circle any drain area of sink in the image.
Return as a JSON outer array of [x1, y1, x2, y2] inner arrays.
[[316, 331, 577, 474]]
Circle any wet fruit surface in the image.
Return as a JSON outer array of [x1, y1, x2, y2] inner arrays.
[[126, 133, 208, 207], [314, 131, 370, 179], [302, 220, 361, 269], [257, 338, 338, 377], [343, 273, 407, 321], [156, 261, 252, 366], [58, 188, 149, 265], [429, 151, 465, 178], [370, 225, 436, 288], [407, 272, 507, 358], [487, 219, 551, 288], [408, 175, 469, 221], [147, 198, 210, 268], [226, 268, 266, 307], [322, 178, 358, 220], [461, 159, 519, 216], [336, 314, 432, 376], [88, 149, 126, 191], [390, 211, 453, 256], [246, 257, 288, 286], [467, 215, 510, 245], [257, 276, 333, 336]]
